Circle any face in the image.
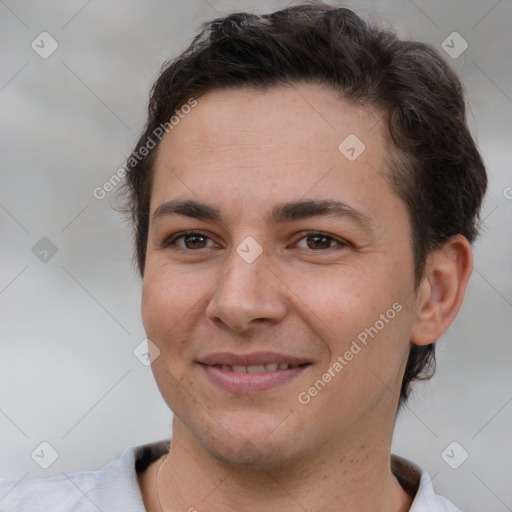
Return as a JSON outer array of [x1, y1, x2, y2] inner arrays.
[[142, 84, 419, 468]]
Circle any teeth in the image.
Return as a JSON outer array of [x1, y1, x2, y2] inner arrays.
[[247, 365, 266, 373], [218, 363, 294, 372]]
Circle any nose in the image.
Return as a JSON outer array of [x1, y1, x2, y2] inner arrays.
[[205, 246, 288, 333]]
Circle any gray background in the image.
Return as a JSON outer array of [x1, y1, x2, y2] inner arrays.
[[1, 1, 511, 510]]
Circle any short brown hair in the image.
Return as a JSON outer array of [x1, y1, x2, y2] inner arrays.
[[118, 3, 487, 409]]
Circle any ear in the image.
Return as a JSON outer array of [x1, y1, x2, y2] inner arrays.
[[410, 235, 473, 346]]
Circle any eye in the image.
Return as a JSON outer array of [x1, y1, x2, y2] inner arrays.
[[163, 230, 349, 252], [164, 231, 218, 250], [294, 231, 348, 250]]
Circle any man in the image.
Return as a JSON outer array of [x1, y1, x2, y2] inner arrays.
[[0, 3, 486, 511]]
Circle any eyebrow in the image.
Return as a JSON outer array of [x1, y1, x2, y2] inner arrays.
[[152, 198, 374, 231]]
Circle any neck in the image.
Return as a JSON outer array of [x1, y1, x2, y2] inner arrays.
[[151, 419, 413, 512]]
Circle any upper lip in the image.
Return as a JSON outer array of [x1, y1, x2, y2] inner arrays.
[[198, 351, 311, 367]]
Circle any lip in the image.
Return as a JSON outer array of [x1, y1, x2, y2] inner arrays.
[[199, 363, 310, 393], [196, 351, 312, 394]]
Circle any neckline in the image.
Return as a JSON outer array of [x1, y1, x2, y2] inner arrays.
[[134, 441, 421, 503]]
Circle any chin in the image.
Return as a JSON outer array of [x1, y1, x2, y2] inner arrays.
[[189, 409, 312, 470], [203, 435, 297, 469]]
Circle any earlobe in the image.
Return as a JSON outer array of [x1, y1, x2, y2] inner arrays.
[[410, 235, 473, 347]]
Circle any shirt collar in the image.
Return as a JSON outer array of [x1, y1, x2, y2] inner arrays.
[[392, 454, 443, 511], [96, 440, 442, 512]]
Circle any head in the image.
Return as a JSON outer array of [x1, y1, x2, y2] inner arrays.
[[118, 3, 486, 464]]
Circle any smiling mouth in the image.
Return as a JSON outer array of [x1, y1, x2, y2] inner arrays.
[[198, 362, 312, 393]]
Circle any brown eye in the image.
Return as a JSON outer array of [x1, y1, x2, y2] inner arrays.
[[306, 234, 332, 250], [184, 234, 208, 249], [295, 232, 348, 251], [165, 232, 216, 250]]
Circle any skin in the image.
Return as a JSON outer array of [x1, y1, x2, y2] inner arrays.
[[137, 84, 473, 512]]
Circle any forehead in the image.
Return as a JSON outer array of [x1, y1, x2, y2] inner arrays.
[[160, 84, 386, 157], [150, 84, 396, 221]]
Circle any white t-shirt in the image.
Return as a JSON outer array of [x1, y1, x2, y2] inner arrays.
[[0, 440, 461, 511]]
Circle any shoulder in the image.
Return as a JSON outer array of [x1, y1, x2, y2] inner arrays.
[[0, 471, 97, 512], [0, 440, 169, 512], [429, 494, 464, 512]]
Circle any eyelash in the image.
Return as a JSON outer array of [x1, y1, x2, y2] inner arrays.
[[163, 230, 349, 252]]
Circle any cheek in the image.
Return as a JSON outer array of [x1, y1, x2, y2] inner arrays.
[[141, 271, 196, 393], [141, 265, 196, 341], [141, 276, 166, 338], [141, 261, 221, 373], [287, 267, 379, 337], [300, 267, 411, 362]]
